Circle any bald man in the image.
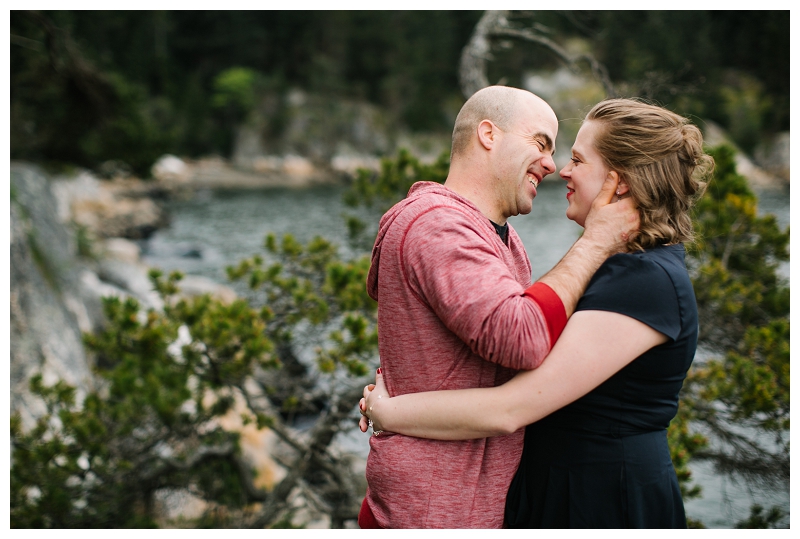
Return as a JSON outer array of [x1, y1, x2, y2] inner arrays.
[[358, 87, 637, 528]]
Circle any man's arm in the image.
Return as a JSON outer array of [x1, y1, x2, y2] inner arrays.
[[403, 207, 552, 371], [537, 175, 639, 318]]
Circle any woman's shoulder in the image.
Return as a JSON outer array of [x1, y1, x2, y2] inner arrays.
[[604, 244, 688, 283], [579, 244, 691, 340]]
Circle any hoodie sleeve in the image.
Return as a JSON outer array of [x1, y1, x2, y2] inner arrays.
[[401, 206, 556, 370]]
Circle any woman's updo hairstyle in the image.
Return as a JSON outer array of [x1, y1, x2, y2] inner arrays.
[[586, 98, 713, 250]]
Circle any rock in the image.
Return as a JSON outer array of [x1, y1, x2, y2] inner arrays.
[[229, 90, 392, 179], [97, 259, 164, 311], [51, 169, 169, 239], [11, 163, 94, 428], [251, 155, 284, 173], [754, 132, 790, 182], [282, 154, 316, 178], [152, 154, 190, 183], [77, 269, 129, 328], [97, 159, 134, 180], [177, 275, 237, 305], [50, 170, 103, 224], [72, 194, 168, 239], [703, 121, 787, 190], [153, 488, 208, 522], [330, 154, 382, 175], [101, 237, 141, 264], [189, 155, 332, 189]]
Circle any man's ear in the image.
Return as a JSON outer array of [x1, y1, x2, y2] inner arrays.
[[477, 120, 497, 150]]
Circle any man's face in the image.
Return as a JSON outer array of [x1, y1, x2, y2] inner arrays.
[[491, 100, 558, 221]]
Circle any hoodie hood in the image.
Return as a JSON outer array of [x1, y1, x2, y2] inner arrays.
[[366, 181, 485, 301]]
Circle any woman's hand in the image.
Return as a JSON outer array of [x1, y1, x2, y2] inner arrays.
[[358, 368, 391, 434]]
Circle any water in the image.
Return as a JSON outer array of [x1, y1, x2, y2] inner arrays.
[[141, 179, 790, 528]]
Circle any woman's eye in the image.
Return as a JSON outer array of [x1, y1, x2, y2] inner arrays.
[[571, 157, 580, 164]]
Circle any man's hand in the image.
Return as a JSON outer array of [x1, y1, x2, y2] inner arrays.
[[536, 175, 640, 318], [581, 175, 640, 256]]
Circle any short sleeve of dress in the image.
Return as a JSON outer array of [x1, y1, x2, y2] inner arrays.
[[575, 252, 682, 341]]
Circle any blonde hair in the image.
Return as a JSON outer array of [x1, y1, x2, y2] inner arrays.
[[451, 86, 521, 158], [585, 98, 713, 251]]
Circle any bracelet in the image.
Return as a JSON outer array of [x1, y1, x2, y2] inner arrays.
[[368, 419, 384, 437]]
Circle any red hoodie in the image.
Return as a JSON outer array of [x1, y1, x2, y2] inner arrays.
[[363, 182, 564, 528]]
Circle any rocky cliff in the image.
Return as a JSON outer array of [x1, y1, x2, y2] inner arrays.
[[11, 164, 96, 426], [10, 163, 235, 428]]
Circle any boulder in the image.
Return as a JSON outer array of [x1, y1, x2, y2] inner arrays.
[[703, 121, 787, 190], [72, 195, 168, 239], [754, 132, 790, 182], [52, 169, 169, 239], [101, 237, 142, 264], [151, 154, 190, 183], [97, 259, 164, 311], [176, 275, 237, 305]]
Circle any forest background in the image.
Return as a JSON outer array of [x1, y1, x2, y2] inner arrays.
[[9, 9, 791, 529]]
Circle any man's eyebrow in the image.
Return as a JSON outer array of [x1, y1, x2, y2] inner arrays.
[[533, 132, 555, 155]]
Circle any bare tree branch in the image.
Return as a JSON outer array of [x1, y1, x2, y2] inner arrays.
[[459, 10, 616, 99], [235, 376, 367, 528], [691, 404, 789, 487], [139, 442, 235, 484], [459, 10, 509, 98]]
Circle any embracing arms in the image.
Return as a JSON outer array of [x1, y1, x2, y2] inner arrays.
[[401, 175, 639, 372], [360, 309, 667, 440]]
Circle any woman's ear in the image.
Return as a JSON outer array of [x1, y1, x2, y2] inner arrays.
[[610, 171, 629, 196], [476, 120, 497, 150]]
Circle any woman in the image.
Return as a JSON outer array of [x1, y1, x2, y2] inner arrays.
[[359, 98, 713, 528]]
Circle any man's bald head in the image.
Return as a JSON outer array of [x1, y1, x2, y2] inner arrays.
[[450, 86, 551, 158]]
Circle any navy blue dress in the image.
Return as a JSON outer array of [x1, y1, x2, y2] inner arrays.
[[505, 244, 698, 529]]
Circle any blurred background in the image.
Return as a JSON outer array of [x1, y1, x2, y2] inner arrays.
[[10, 10, 790, 529]]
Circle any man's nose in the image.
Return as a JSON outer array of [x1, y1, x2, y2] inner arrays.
[[542, 154, 556, 175]]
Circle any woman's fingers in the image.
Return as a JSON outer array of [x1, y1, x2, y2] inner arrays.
[[359, 368, 386, 433], [363, 383, 375, 399], [374, 369, 386, 392]]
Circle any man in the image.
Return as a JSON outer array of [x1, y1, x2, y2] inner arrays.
[[358, 86, 637, 528]]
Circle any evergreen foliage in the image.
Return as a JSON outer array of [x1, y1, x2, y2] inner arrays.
[[12, 239, 378, 527], [677, 145, 789, 526], [10, 9, 789, 529], [10, 11, 789, 173]]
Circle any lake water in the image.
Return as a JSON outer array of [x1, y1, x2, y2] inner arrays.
[[141, 179, 790, 529]]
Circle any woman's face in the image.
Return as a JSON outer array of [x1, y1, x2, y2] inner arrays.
[[559, 121, 612, 227]]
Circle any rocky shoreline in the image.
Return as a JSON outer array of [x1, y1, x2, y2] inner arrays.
[[10, 162, 242, 425], [10, 149, 391, 412], [10, 161, 365, 527]]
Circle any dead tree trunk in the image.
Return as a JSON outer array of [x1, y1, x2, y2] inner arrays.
[[459, 10, 616, 100]]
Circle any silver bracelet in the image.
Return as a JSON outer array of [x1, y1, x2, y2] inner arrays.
[[368, 419, 384, 437]]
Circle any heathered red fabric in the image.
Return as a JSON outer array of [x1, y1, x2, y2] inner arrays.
[[364, 182, 554, 528]]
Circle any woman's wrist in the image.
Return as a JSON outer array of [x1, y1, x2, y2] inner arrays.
[[367, 393, 389, 432]]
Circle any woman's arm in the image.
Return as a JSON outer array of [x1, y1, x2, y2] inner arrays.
[[361, 310, 668, 440]]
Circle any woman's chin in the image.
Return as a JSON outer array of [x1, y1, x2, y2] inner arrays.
[[566, 209, 585, 227]]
